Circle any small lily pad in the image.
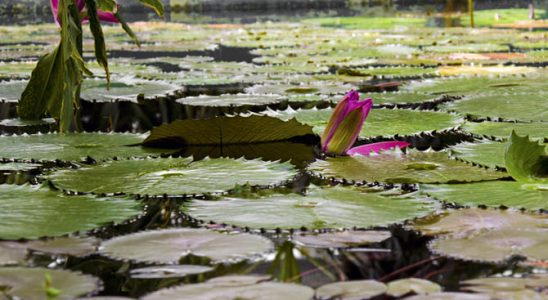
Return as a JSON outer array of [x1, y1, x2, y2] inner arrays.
[[0, 267, 101, 299], [449, 140, 506, 169], [100, 228, 273, 264], [0, 184, 141, 239], [81, 77, 181, 103], [185, 185, 437, 230], [47, 157, 296, 196], [315, 280, 387, 300], [309, 150, 505, 184], [386, 278, 442, 297], [141, 275, 314, 300], [293, 231, 391, 248], [461, 121, 548, 141], [130, 265, 214, 279]]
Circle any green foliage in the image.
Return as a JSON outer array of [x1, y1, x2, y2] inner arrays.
[[505, 131, 548, 184]]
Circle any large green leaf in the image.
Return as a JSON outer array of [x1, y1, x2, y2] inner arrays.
[[421, 181, 547, 211], [0, 132, 169, 162], [143, 115, 314, 147], [461, 121, 548, 141], [47, 157, 297, 196], [0, 184, 141, 239], [0, 267, 101, 300], [441, 94, 548, 122], [309, 150, 505, 184], [268, 108, 462, 138], [100, 228, 273, 264], [184, 185, 438, 229], [449, 140, 506, 169], [141, 275, 314, 300], [505, 132, 548, 184]]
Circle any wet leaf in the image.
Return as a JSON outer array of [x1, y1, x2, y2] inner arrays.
[[293, 231, 391, 248], [100, 228, 273, 264], [315, 280, 387, 300], [386, 278, 442, 297], [505, 132, 548, 184], [130, 265, 213, 279], [461, 121, 548, 141], [0, 236, 99, 258], [81, 77, 180, 102], [450, 140, 506, 169]]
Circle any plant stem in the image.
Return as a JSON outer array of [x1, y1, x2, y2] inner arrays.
[[468, 0, 474, 28]]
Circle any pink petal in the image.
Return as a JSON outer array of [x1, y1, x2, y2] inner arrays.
[[346, 141, 410, 156], [50, 0, 60, 25], [76, 0, 86, 11], [97, 11, 120, 23]]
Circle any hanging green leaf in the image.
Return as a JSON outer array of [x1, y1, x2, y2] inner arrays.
[[505, 131, 548, 184], [138, 0, 164, 16], [85, 0, 110, 83]]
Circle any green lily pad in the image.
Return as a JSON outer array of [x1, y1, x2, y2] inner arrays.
[[100, 228, 273, 264], [462, 121, 548, 141], [0, 132, 169, 162], [421, 181, 547, 211], [404, 292, 490, 300], [269, 108, 462, 139], [0, 184, 141, 239], [0, 236, 99, 258], [315, 280, 387, 300], [177, 94, 285, 107], [246, 83, 353, 96], [441, 94, 548, 122], [48, 157, 296, 196], [81, 77, 180, 102], [386, 278, 442, 297], [411, 208, 547, 238], [130, 265, 214, 279], [309, 150, 504, 184], [293, 231, 391, 248], [450, 140, 506, 169], [0, 80, 27, 101], [461, 275, 548, 299], [0, 267, 100, 300], [505, 132, 548, 184], [184, 185, 438, 230], [0, 162, 41, 171], [363, 92, 441, 106], [429, 228, 548, 263], [335, 66, 437, 79], [0, 118, 56, 135], [141, 275, 314, 300]]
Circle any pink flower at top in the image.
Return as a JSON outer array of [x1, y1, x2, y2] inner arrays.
[[50, 0, 119, 25]]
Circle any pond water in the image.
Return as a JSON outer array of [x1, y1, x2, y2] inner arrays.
[[0, 1, 547, 299]]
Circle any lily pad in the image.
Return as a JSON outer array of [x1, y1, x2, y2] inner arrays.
[[309, 150, 504, 184], [361, 92, 441, 106], [268, 108, 462, 139], [449, 140, 506, 169], [0, 267, 101, 299], [0, 162, 41, 171], [437, 66, 536, 77], [441, 93, 548, 122], [47, 157, 296, 196], [130, 265, 214, 279], [315, 280, 387, 300], [100, 228, 273, 264], [177, 94, 285, 108], [386, 278, 442, 297], [421, 181, 547, 211], [0, 184, 141, 239], [404, 292, 490, 300], [429, 228, 548, 263], [411, 208, 547, 238], [0, 132, 170, 162], [461, 275, 548, 297], [461, 121, 548, 141], [0, 80, 27, 101], [293, 231, 391, 248], [245, 83, 353, 96], [81, 77, 181, 103], [184, 185, 438, 230], [141, 275, 314, 300], [505, 132, 548, 184], [0, 236, 99, 258]]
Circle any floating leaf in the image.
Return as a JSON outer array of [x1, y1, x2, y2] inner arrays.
[[0, 132, 170, 162], [141, 275, 314, 300], [177, 94, 284, 108], [404, 292, 490, 300], [411, 208, 547, 238], [0, 236, 99, 258], [0, 80, 27, 101], [130, 265, 214, 279], [437, 66, 535, 77], [0, 162, 41, 171], [100, 228, 273, 264], [421, 181, 547, 211], [0, 243, 27, 266], [461, 275, 548, 297], [360, 92, 440, 106], [245, 83, 353, 96], [505, 132, 548, 184], [143, 115, 314, 147], [0, 267, 101, 299], [293, 231, 391, 248], [309, 150, 504, 184], [48, 157, 296, 196], [449, 140, 506, 169], [185, 185, 437, 229], [0, 184, 141, 239], [81, 77, 180, 102], [315, 280, 387, 300], [462, 121, 548, 141], [269, 108, 461, 139], [386, 278, 442, 297], [429, 228, 548, 263]]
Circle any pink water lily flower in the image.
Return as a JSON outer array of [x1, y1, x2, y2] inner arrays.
[[322, 90, 409, 156], [50, 0, 119, 25]]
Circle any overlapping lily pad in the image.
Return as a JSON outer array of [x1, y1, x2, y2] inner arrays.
[[462, 121, 548, 141], [0, 132, 169, 162], [449, 140, 506, 169], [461, 275, 548, 299], [47, 157, 297, 196], [80, 77, 181, 102], [185, 185, 438, 229], [100, 228, 273, 264], [177, 94, 285, 108], [0, 267, 101, 299], [268, 108, 462, 138], [130, 265, 214, 279], [293, 231, 391, 248], [141, 275, 314, 300], [0, 236, 99, 258], [0, 184, 141, 239], [309, 150, 504, 184]]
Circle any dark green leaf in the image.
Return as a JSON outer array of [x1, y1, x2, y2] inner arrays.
[[138, 0, 164, 16], [115, 11, 140, 47], [85, 0, 110, 83]]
